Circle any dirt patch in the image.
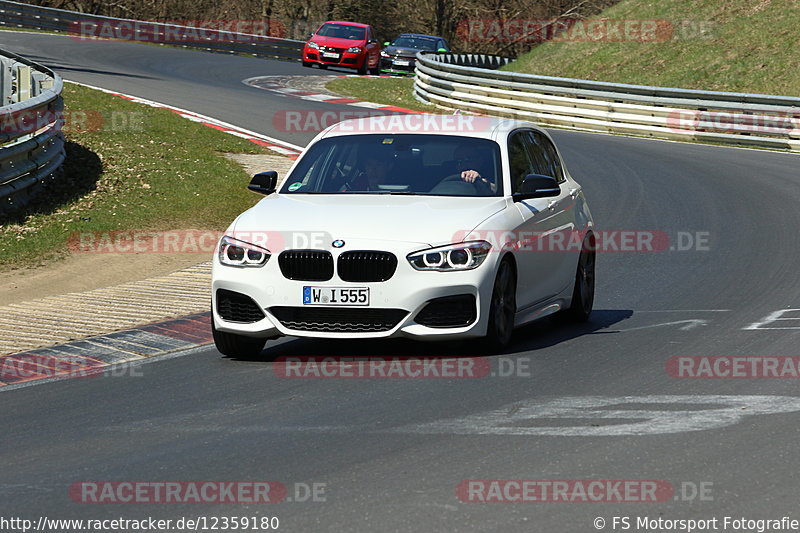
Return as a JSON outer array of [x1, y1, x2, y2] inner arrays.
[[224, 153, 296, 186], [0, 252, 210, 305]]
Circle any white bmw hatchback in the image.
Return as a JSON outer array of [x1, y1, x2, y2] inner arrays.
[[211, 115, 595, 356]]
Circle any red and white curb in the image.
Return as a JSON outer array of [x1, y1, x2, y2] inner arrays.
[[66, 80, 304, 159], [242, 75, 421, 114], [0, 313, 213, 390]]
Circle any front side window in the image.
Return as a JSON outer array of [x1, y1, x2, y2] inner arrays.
[[508, 131, 535, 193], [280, 134, 503, 197], [531, 132, 565, 182]]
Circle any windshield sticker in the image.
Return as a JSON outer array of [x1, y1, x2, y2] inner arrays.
[[288, 182, 303, 192], [382, 138, 394, 144]]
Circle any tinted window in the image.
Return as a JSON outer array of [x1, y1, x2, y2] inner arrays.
[[281, 134, 503, 197], [531, 132, 565, 182], [508, 132, 535, 193], [391, 36, 438, 50], [316, 23, 366, 40]]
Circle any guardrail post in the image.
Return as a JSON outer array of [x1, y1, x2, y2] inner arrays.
[[16, 64, 31, 102], [0, 57, 12, 105]]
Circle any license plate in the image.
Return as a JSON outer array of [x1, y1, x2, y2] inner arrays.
[[394, 59, 410, 66], [322, 52, 340, 59], [303, 286, 369, 306]]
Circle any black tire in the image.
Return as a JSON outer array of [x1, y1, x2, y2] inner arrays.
[[357, 61, 368, 75], [319, 63, 328, 70], [481, 257, 517, 352], [301, 60, 311, 67], [369, 64, 381, 75], [565, 235, 596, 322], [212, 321, 266, 358]]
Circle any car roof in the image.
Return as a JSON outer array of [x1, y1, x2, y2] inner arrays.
[[395, 33, 441, 40], [320, 114, 543, 140], [321, 21, 370, 28]]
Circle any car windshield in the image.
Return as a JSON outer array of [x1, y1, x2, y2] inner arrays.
[[280, 134, 503, 197], [391, 36, 438, 50], [316, 23, 366, 40]]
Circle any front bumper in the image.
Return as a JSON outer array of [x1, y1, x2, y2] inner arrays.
[[212, 240, 499, 340], [380, 56, 416, 74], [304, 48, 366, 68]]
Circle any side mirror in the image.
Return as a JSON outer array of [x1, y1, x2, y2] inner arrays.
[[248, 171, 278, 195], [513, 174, 560, 201]]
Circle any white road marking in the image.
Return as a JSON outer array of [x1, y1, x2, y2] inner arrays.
[[392, 395, 800, 436], [616, 319, 709, 332], [744, 309, 800, 330]]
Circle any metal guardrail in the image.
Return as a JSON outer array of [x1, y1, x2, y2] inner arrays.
[[414, 53, 800, 152], [0, 47, 64, 212], [0, 0, 304, 62]]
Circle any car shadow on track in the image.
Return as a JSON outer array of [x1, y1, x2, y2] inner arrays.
[[508, 309, 633, 353], [226, 309, 634, 363]]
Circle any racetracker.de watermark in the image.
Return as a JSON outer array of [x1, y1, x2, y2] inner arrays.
[[68, 481, 326, 504], [67, 230, 711, 254], [456, 19, 715, 43], [69, 19, 286, 42], [456, 480, 712, 502], [273, 356, 491, 379], [0, 109, 145, 137], [667, 356, 800, 378], [667, 109, 800, 135], [454, 230, 710, 253]]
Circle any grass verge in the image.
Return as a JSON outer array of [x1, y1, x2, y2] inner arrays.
[[326, 77, 439, 113], [0, 83, 276, 269], [503, 0, 800, 96]]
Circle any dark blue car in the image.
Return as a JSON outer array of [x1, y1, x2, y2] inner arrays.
[[380, 33, 450, 74]]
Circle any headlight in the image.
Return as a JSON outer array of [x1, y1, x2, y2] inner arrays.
[[346, 46, 362, 53], [218, 235, 270, 267], [380, 50, 389, 57], [407, 241, 491, 271], [307, 41, 319, 49]]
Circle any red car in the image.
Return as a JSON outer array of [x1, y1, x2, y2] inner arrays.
[[302, 21, 381, 75]]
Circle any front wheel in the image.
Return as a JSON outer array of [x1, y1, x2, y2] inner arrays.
[[565, 236, 595, 322], [481, 258, 517, 352], [357, 61, 368, 75], [301, 59, 311, 67], [212, 321, 266, 358]]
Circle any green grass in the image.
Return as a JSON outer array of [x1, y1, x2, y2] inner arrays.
[[326, 77, 439, 113], [503, 0, 800, 96], [0, 83, 274, 269]]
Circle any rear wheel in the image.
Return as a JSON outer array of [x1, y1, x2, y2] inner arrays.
[[565, 235, 596, 322], [212, 321, 266, 359], [481, 258, 516, 352]]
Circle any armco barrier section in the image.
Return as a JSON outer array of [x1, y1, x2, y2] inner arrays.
[[0, 0, 304, 61], [414, 52, 800, 151], [0, 47, 65, 211]]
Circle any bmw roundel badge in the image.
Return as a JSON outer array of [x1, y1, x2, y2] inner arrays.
[[332, 239, 345, 248]]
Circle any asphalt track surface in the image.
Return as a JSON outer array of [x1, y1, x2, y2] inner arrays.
[[2, 32, 800, 532]]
